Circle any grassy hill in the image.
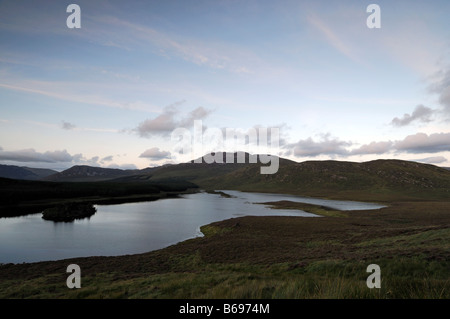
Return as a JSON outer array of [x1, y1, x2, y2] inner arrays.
[[137, 153, 295, 184], [196, 159, 450, 202], [105, 152, 450, 202]]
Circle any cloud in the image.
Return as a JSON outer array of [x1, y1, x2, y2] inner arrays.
[[136, 103, 180, 136], [391, 105, 434, 127], [136, 101, 212, 137], [429, 67, 450, 116], [107, 163, 138, 170], [307, 14, 360, 64], [351, 132, 450, 156], [139, 147, 171, 160], [394, 132, 450, 154], [412, 156, 448, 164], [441, 87, 450, 114], [61, 121, 76, 130], [284, 134, 351, 157], [351, 141, 394, 155], [0, 81, 159, 113], [101, 155, 114, 162], [220, 123, 289, 149], [0, 148, 116, 168], [283, 132, 450, 158], [94, 16, 258, 74], [0, 148, 76, 163], [179, 106, 213, 128]]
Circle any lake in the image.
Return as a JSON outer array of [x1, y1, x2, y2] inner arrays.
[[0, 190, 386, 263]]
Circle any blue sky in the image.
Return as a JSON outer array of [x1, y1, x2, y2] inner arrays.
[[0, 0, 449, 170]]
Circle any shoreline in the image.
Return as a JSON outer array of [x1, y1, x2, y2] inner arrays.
[[0, 191, 384, 265]]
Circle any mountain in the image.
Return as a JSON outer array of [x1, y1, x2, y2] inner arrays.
[[112, 152, 295, 184], [0, 164, 57, 180], [43, 165, 138, 182]]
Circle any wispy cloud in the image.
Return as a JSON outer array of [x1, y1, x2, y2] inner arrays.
[[307, 14, 361, 64], [122, 17, 257, 73], [381, 18, 444, 78], [0, 80, 159, 112], [21, 120, 119, 134], [412, 156, 448, 165], [139, 147, 171, 160]]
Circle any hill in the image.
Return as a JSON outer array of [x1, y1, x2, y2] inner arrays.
[[0, 164, 57, 180], [82, 153, 450, 202], [43, 165, 138, 182], [107, 153, 450, 201], [117, 152, 293, 184], [3, 153, 449, 202], [196, 158, 450, 201]]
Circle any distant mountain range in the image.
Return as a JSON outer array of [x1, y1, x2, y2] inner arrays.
[[0, 165, 57, 181], [2, 153, 450, 201], [41, 165, 139, 182]]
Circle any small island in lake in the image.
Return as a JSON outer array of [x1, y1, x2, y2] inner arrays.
[[42, 203, 97, 222]]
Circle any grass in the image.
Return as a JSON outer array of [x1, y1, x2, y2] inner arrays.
[[1, 259, 448, 299]]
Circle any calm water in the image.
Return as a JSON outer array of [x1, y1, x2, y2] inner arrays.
[[0, 191, 385, 263]]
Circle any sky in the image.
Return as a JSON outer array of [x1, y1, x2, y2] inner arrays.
[[0, 0, 449, 171]]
